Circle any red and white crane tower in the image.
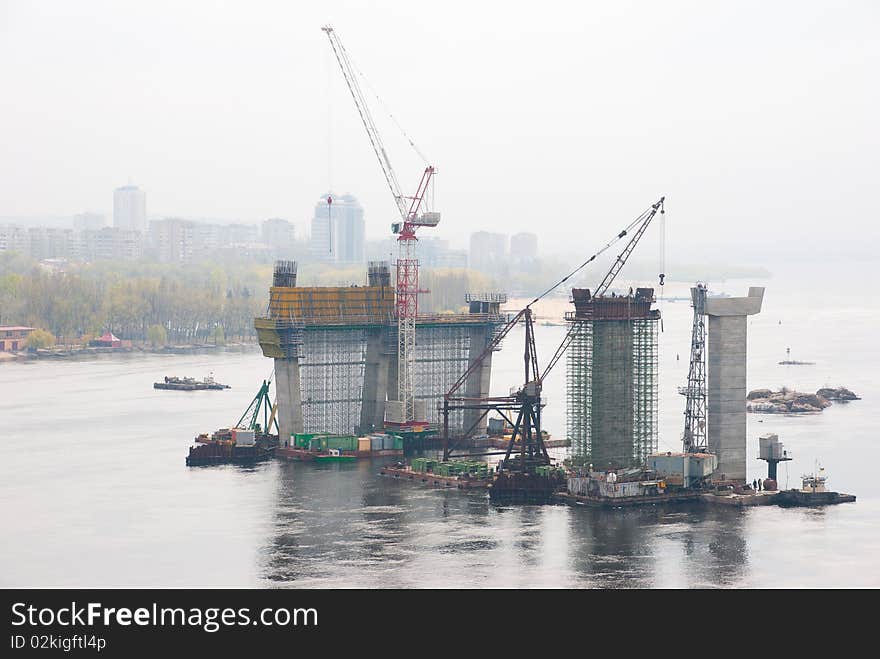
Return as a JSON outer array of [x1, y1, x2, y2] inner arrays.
[[322, 25, 438, 426]]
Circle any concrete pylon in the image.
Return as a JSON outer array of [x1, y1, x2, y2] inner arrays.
[[705, 287, 764, 482], [462, 325, 494, 435], [359, 327, 391, 434], [274, 357, 303, 447]]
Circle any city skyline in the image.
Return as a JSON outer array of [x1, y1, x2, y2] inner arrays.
[[2, 2, 876, 266]]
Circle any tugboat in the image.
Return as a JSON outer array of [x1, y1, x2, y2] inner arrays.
[[775, 464, 856, 507], [155, 373, 231, 390]]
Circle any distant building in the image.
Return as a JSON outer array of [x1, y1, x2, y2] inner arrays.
[[79, 227, 144, 261], [0, 225, 30, 254], [469, 231, 507, 273], [73, 212, 106, 231], [310, 193, 365, 264], [90, 331, 131, 348], [113, 185, 146, 231], [418, 237, 468, 269], [222, 223, 260, 245], [0, 326, 34, 352], [261, 218, 296, 255], [27, 227, 79, 260], [149, 218, 195, 263], [510, 232, 537, 264]]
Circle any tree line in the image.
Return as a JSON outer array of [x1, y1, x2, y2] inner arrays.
[[0, 254, 505, 346], [0, 254, 270, 345]]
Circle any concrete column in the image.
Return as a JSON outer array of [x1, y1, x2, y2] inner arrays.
[[463, 326, 493, 435], [359, 328, 390, 434], [274, 357, 303, 446], [591, 320, 634, 469], [705, 287, 764, 482]]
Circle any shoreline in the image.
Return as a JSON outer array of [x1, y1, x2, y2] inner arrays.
[[0, 342, 261, 364]]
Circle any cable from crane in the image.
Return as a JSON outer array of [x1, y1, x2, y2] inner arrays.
[[339, 37, 430, 165], [525, 201, 661, 310], [327, 195, 333, 255], [659, 203, 666, 332]]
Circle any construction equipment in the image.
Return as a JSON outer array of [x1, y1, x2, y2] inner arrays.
[[236, 379, 279, 436], [441, 198, 665, 496], [322, 25, 438, 427], [681, 282, 708, 453]]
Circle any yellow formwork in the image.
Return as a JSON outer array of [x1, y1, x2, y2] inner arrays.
[[268, 285, 394, 326]]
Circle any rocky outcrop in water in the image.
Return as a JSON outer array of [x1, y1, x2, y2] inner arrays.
[[746, 387, 859, 414], [816, 387, 860, 401]]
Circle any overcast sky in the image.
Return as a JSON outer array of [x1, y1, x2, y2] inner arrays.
[[1, 0, 877, 264]]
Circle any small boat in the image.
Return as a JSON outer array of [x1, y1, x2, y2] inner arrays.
[[154, 374, 231, 391]]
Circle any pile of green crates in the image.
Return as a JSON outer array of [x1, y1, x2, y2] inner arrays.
[[410, 458, 438, 473], [294, 433, 358, 452]]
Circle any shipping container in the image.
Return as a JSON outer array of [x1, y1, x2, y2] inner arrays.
[[370, 436, 384, 452], [232, 428, 255, 446], [357, 437, 371, 452]]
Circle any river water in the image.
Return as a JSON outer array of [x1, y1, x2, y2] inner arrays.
[[1, 263, 877, 587]]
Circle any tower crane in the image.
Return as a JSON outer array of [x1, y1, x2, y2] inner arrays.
[[322, 25, 438, 427], [441, 198, 665, 498], [681, 282, 708, 453]]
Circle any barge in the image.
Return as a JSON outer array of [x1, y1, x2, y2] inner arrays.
[[380, 462, 492, 489], [186, 427, 278, 466], [277, 447, 401, 461], [155, 375, 230, 391]]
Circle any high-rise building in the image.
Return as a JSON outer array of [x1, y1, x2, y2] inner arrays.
[[510, 232, 537, 264], [73, 212, 107, 231], [113, 185, 146, 232], [469, 231, 507, 273], [310, 193, 365, 264]]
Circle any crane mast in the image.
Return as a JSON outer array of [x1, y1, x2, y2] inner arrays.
[[322, 25, 439, 426], [681, 282, 708, 453]]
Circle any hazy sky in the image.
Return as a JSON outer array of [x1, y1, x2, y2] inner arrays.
[[1, 0, 877, 264]]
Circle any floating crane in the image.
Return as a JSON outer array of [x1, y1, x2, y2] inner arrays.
[[322, 25, 439, 427], [441, 197, 665, 498]]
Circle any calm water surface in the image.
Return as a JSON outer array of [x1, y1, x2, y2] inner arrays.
[[1, 264, 877, 587]]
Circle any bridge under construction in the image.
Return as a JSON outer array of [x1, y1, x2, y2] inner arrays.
[[255, 260, 506, 446]]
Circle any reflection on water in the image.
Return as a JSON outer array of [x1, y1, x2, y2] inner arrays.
[[258, 458, 753, 588]]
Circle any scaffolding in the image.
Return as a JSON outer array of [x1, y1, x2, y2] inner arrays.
[[413, 325, 472, 429], [300, 327, 368, 434], [566, 292, 659, 469]]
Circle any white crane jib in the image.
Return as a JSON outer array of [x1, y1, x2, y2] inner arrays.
[[322, 25, 439, 426]]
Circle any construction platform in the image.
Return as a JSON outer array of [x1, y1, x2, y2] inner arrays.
[[554, 490, 701, 508], [379, 464, 492, 489], [555, 489, 856, 509]]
